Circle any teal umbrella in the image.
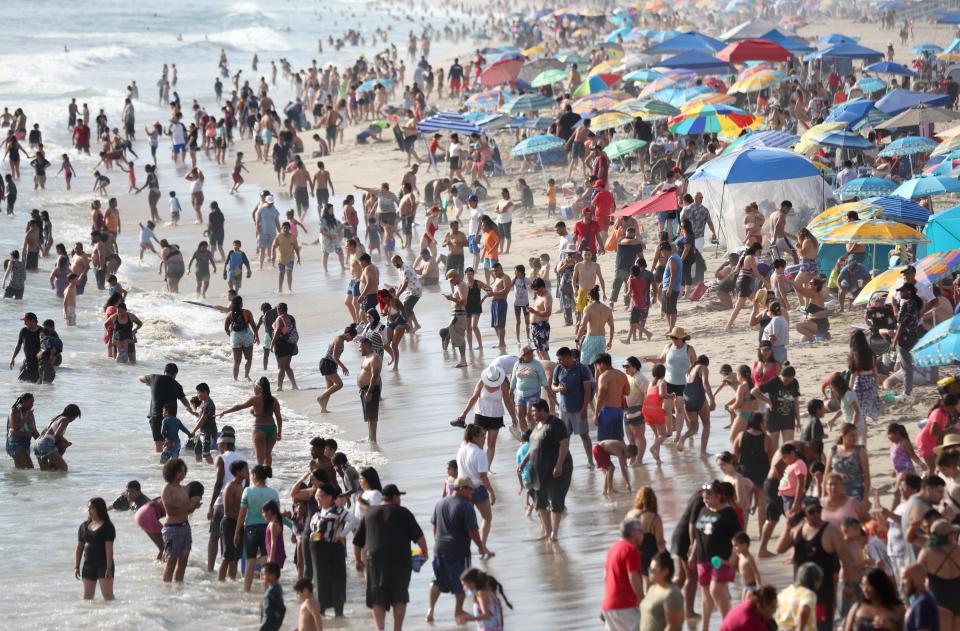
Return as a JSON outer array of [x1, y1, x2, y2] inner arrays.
[[913, 313, 960, 367], [878, 136, 938, 157], [892, 174, 960, 199], [511, 134, 565, 157], [531, 69, 567, 87], [605, 138, 648, 159]]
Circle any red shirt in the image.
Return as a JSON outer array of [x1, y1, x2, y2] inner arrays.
[[629, 275, 650, 309], [602, 540, 642, 611], [592, 153, 610, 182], [573, 219, 600, 252], [718, 600, 768, 631], [592, 189, 615, 229]]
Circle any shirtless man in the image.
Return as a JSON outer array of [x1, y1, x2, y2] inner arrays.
[[770, 200, 798, 264], [160, 458, 202, 583], [594, 353, 630, 444], [288, 159, 312, 219], [529, 278, 553, 361], [312, 162, 335, 219], [62, 273, 79, 326], [443, 269, 468, 368], [442, 221, 466, 278], [89, 232, 111, 290], [573, 250, 605, 326], [344, 239, 362, 322], [565, 118, 592, 180], [401, 164, 419, 195], [22, 220, 41, 272], [323, 106, 341, 152], [398, 182, 417, 249], [593, 439, 637, 495], [259, 110, 275, 160], [70, 243, 90, 295], [576, 287, 614, 367], [294, 578, 324, 631], [488, 262, 511, 348], [219, 458, 247, 581], [744, 202, 764, 246], [357, 337, 383, 443], [357, 253, 380, 315]]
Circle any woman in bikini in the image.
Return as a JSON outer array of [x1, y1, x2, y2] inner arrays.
[[795, 277, 831, 342], [135, 163, 162, 223], [377, 288, 408, 370], [224, 295, 259, 382], [794, 228, 819, 306], [317, 324, 357, 413], [728, 364, 759, 442], [6, 393, 37, 469], [725, 242, 762, 332], [218, 376, 282, 466]]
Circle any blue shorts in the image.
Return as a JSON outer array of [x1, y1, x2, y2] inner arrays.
[[5, 434, 30, 458], [491, 299, 508, 329], [472, 484, 490, 504], [388, 316, 407, 330], [347, 280, 360, 296], [277, 261, 294, 272], [432, 555, 468, 594], [597, 406, 625, 442], [172, 143, 187, 154], [483, 257, 498, 270], [467, 234, 480, 254], [258, 232, 276, 250], [515, 391, 540, 406]]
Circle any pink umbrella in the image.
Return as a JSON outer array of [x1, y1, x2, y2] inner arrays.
[[480, 58, 525, 87]]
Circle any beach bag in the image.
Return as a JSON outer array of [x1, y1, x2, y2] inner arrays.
[[285, 319, 300, 345], [686, 282, 706, 302], [604, 227, 622, 253]]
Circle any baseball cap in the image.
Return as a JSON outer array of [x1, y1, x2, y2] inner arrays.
[[592, 179, 605, 188], [382, 484, 406, 498], [468, 194, 479, 203], [265, 195, 275, 204], [900, 265, 916, 275], [453, 476, 475, 490], [20, 312, 37, 322]]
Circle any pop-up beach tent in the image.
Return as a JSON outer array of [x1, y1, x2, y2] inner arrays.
[[687, 148, 833, 248]]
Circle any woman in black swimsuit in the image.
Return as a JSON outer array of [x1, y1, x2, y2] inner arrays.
[[796, 277, 831, 342], [270, 303, 299, 391], [733, 413, 773, 538], [841, 568, 903, 631], [918, 519, 960, 631], [679, 355, 714, 456], [75, 497, 116, 600], [103, 302, 142, 364], [464, 267, 490, 350]]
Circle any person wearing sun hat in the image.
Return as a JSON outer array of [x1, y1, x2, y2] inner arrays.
[[11, 311, 42, 382], [453, 364, 518, 466], [642, 326, 697, 425]]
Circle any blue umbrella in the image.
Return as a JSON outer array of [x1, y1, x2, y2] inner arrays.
[[721, 130, 799, 154], [506, 116, 553, 130], [863, 61, 915, 76], [605, 27, 631, 43], [912, 314, 960, 367], [833, 177, 897, 198], [655, 50, 733, 73], [416, 112, 483, 135], [511, 134, 565, 157], [938, 12, 960, 25], [656, 85, 713, 106], [878, 136, 938, 157], [864, 195, 931, 225], [911, 43, 943, 54], [857, 77, 887, 94], [892, 175, 960, 199], [357, 78, 394, 93], [809, 129, 876, 150], [825, 99, 889, 130], [623, 69, 665, 83], [501, 94, 555, 115], [878, 0, 909, 9], [759, 30, 815, 53], [876, 88, 952, 115], [645, 32, 725, 54]]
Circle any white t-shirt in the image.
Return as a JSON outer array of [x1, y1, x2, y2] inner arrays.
[[449, 142, 462, 158], [170, 122, 187, 145], [489, 354, 519, 378], [496, 199, 513, 225], [215, 450, 244, 507], [888, 276, 935, 306], [762, 315, 789, 347], [456, 441, 489, 486], [354, 488, 382, 518], [468, 206, 484, 235]]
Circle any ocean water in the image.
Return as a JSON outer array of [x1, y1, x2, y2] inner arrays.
[[0, 2, 469, 629]]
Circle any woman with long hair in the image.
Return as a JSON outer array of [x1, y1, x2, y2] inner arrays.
[[355, 466, 383, 518], [33, 403, 81, 471], [916, 393, 960, 470], [679, 354, 714, 456], [317, 324, 357, 413], [75, 497, 115, 600], [624, 486, 665, 587], [224, 295, 258, 381], [794, 228, 819, 305], [829, 372, 864, 441], [724, 242, 762, 332], [234, 464, 279, 592], [377, 288, 408, 371], [218, 377, 282, 466], [270, 303, 298, 391], [456, 568, 513, 630], [728, 364, 759, 442], [826, 423, 871, 501], [848, 329, 881, 427], [319, 203, 345, 272], [841, 567, 904, 631], [733, 413, 774, 538], [641, 363, 672, 464], [6, 392, 37, 468], [795, 277, 831, 342]]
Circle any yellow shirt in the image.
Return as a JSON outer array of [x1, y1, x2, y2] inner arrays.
[[547, 185, 557, 205], [272, 233, 299, 264]]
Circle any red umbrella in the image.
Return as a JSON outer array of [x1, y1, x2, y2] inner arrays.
[[716, 39, 792, 63], [703, 77, 728, 94], [614, 190, 678, 217], [479, 58, 525, 87]]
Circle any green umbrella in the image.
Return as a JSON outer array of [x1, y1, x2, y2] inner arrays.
[[531, 68, 567, 87], [604, 138, 648, 160]]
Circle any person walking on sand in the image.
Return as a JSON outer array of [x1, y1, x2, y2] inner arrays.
[[575, 286, 614, 367], [317, 324, 357, 413], [224, 295, 258, 381], [218, 377, 282, 466]]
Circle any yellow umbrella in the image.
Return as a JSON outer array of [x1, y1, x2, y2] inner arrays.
[[851, 267, 903, 306], [522, 44, 546, 57], [681, 92, 735, 109], [589, 59, 622, 75], [819, 219, 929, 245], [589, 111, 634, 131], [806, 201, 882, 238], [729, 71, 782, 94], [794, 121, 848, 154]]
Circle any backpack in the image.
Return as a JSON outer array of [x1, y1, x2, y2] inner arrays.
[[284, 317, 299, 345], [230, 309, 249, 332]]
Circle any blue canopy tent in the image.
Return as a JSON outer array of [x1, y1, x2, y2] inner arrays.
[[758, 29, 815, 53], [920, 204, 960, 257], [687, 149, 832, 248], [863, 61, 915, 76], [655, 50, 733, 73], [876, 89, 952, 115], [804, 42, 884, 61], [817, 33, 859, 46], [644, 32, 725, 55], [938, 12, 960, 25]]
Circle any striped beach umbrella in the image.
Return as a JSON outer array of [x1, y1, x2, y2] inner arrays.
[[531, 69, 567, 87], [668, 103, 756, 135], [572, 74, 621, 97], [589, 111, 634, 131], [805, 128, 876, 151], [465, 89, 504, 111], [854, 251, 960, 306], [604, 138, 648, 160], [510, 134, 565, 157], [833, 177, 897, 198], [500, 93, 555, 115], [721, 130, 799, 154], [614, 98, 680, 118], [622, 69, 665, 84], [571, 92, 630, 114]]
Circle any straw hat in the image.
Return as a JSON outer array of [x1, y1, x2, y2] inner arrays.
[[666, 326, 691, 341], [481, 365, 505, 388], [934, 433, 960, 454], [930, 519, 960, 537], [753, 287, 768, 306]]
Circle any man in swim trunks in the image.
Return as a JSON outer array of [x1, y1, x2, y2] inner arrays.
[[357, 338, 383, 443], [573, 248, 605, 326], [565, 118, 592, 180], [288, 158, 312, 218], [344, 239, 362, 322], [575, 286, 614, 367], [770, 200, 799, 264], [594, 353, 630, 443], [357, 253, 380, 314], [488, 262, 510, 348], [255, 196, 282, 270], [271, 222, 301, 294], [161, 458, 202, 583], [443, 269, 468, 367], [140, 363, 195, 452], [312, 162, 334, 220], [529, 278, 553, 361], [323, 106, 341, 152]]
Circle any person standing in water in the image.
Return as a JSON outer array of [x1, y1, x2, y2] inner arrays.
[[357, 337, 383, 443], [218, 377, 282, 467], [317, 324, 357, 413], [160, 458, 203, 583], [74, 497, 116, 600]]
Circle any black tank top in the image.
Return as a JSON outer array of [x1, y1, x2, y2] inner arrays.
[[466, 281, 482, 313], [793, 523, 839, 606], [739, 431, 769, 484]]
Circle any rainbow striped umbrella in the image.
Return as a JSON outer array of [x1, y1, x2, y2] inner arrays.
[[668, 103, 756, 135], [465, 89, 504, 111], [614, 98, 680, 118], [571, 92, 630, 114], [638, 76, 689, 98], [589, 111, 634, 131], [853, 250, 960, 305], [806, 201, 882, 239], [729, 70, 787, 93], [572, 73, 621, 97], [655, 85, 714, 107]]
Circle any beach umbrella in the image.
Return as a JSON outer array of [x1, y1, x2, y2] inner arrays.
[[589, 111, 634, 131], [729, 70, 787, 93], [623, 69, 665, 83], [876, 89, 952, 115], [588, 60, 622, 76], [892, 175, 960, 199], [795, 121, 848, 153], [572, 74, 621, 97], [819, 218, 929, 245], [466, 113, 512, 132], [720, 19, 779, 41], [938, 11, 960, 24], [465, 89, 504, 111], [615, 190, 679, 217], [638, 76, 689, 98], [521, 44, 546, 57], [933, 136, 960, 156], [824, 98, 889, 130], [721, 129, 799, 154], [759, 28, 815, 53], [806, 201, 883, 238], [357, 78, 395, 93], [668, 103, 756, 135], [877, 136, 938, 157], [867, 195, 932, 226], [925, 155, 960, 176], [500, 93, 555, 115], [571, 92, 629, 114], [416, 112, 483, 135], [684, 92, 736, 108], [614, 98, 680, 117], [531, 68, 568, 87], [875, 104, 960, 130], [644, 31, 725, 54], [817, 33, 858, 46], [555, 50, 589, 65], [863, 61, 916, 76], [655, 50, 734, 73], [517, 58, 565, 83], [913, 317, 960, 367], [805, 42, 884, 61], [605, 138, 649, 160], [911, 43, 943, 54], [853, 250, 960, 307], [510, 134, 565, 157], [617, 54, 654, 72], [805, 128, 876, 151], [856, 77, 887, 94], [716, 39, 792, 62], [655, 86, 715, 106], [604, 27, 631, 43], [833, 177, 897, 198], [506, 116, 553, 130], [479, 58, 525, 87]]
